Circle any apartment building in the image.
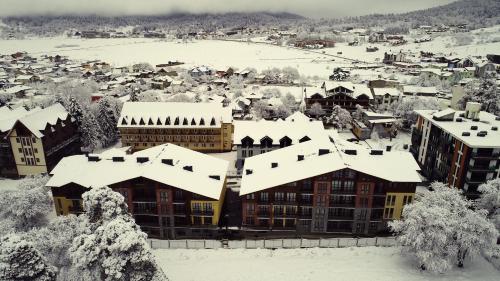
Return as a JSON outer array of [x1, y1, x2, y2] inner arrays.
[[118, 102, 233, 152], [411, 102, 500, 198], [305, 81, 373, 113], [2, 104, 80, 176], [234, 112, 328, 169], [0, 106, 31, 177], [240, 139, 421, 236], [47, 143, 229, 239]]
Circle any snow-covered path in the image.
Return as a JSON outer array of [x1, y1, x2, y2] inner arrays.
[[154, 247, 499, 281]]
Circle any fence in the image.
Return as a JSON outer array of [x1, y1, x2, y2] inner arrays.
[[149, 237, 397, 250]]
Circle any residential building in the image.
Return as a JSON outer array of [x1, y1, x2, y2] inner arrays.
[[475, 62, 496, 78], [305, 81, 373, 113], [118, 102, 233, 153], [370, 88, 402, 106], [411, 103, 500, 198], [240, 139, 421, 236], [383, 51, 407, 64], [0, 106, 30, 177], [4, 104, 80, 176], [402, 86, 438, 97], [47, 143, 229, 239], [234, 112, 327, 170]]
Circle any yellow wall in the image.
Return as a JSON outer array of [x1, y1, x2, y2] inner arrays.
[[384, 192, 414, 220], [189, 181, 227, 225], [53, 196, 82, 216], [9, 129, 47, 176]]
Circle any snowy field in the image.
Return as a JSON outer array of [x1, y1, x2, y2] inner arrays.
[[154, 247, 499, 281]]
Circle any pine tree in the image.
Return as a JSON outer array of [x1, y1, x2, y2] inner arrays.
[[96, 97, 118, 148], [64, 96, 102, 152], [0, 234, 56, 281], [70, 186, 167, 281]]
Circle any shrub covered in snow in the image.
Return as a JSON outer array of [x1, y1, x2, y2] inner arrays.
[[390, 182, 498, 273], [0, 234, 56, 281]]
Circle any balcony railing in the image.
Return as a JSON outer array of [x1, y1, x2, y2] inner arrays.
[[471, 152, 500, 159], [329, 202, 356, 208], [191, 210, 214, 216]]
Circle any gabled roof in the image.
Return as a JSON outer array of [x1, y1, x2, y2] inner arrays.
[[371, 87, 402, 97], [118, 102, 232, 128], [14, 103, 70, 138], [0, 106, 31, 133], [321, 81, 373, 99], [240, 139, 421, 195], [47, 143, 229, 200], [233, 117, 327, 145]]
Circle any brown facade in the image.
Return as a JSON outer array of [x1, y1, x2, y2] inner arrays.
[[241, 168, 416, 236], [306, 92, 370, 114]]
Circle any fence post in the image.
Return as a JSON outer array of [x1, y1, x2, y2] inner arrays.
[[337, 238, 339, 248], [356, 238, 359, 247], [185, 240, 188, 249], [375, 237, 378, 247], [204, 240, 206, 249], [282, 239, 284, 248]]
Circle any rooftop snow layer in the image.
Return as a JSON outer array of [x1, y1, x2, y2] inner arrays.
[[47, 143, 229, 200], [16, 103, 69, 138], [240, 138, 421, 195], [118, 102, 232, 128]]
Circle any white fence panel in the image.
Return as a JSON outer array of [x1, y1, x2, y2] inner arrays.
[[204, 240, 222, 249], [338, 238, 357, 247], [282, 239, 301, 248], [228, 240, 246, 249], [376, 237, 396, 247], [245, 240, 265, 249], [264, 239, 283, 249], [169, 240, 188, 249], [301, 239, 320, 248], [187, 240, 206, 249], [319, 238, 339, 248], [358, 238, 377, 247]]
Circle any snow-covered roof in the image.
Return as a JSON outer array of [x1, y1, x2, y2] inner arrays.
[[233, 118, 328, 146], [0, 106, 31, 133], [415, 109, 500, 148], [47, 143, 229, 200], [403, 86, 438, 94], [15, 103, 70, 138], [1, 85, 31, 94], [240, 139, 421, 195], [371, 88, 402, 97], [285, 111, 311, 123], [118, 102, 232, 128], [321, 81, 373, 99]]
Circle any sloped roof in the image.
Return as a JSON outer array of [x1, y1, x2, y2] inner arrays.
[[0, 106, 31, 133], [240, 139, 421, 195], [371, 87, 401, 97], [233, 118, 328, 145], [15, 103, 69, 138], [118, 102, 232, 128], [47, 143, 229, 200]]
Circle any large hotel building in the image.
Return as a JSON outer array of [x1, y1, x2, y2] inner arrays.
[[239, 138, 421, 236], [47, 143, 229, 239], [411, 102, 500, 198], [118, 102, 233, 153]]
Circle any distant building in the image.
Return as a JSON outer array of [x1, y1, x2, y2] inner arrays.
[[0, 107, 31, 177], [411, 104, 500, 198], [240, 139, 421, 236], [118, 102, 233, 153], [47, 143, 229, 239], [233, 112, 327, 169], [5, 103, 81, 176], [402, 86, 438, 97], [305, 81, 373, 113], [370, 87, 402, 106], [383, 51, 407, 64]]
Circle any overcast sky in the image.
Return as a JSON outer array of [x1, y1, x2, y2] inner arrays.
[[0, 0, 457, 18]]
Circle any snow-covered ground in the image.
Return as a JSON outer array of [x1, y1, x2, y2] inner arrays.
[[0, 177, 22, 191], [154, 247, 499, 281]]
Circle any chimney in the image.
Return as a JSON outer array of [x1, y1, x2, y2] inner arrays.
[[161, 159, 173, 166], [318, 149, 329, 156], [136, 157, 149, 163], [344, 149, 357, 155], [297, 155, 304, 161], [209, 175, 220, 180], [271, 162, 278, 168], [246, 169, 253, 175], [465, 102, 481, 119], [370, 150, 383, 155], [386, 146, 392, 152], [88, 155, 100, 162], [183, 165, 193, 172], [112, 156, 124, 162]]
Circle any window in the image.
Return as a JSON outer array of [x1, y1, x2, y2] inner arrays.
[[360, 184, 369, 195], [275, 192, 284, 202], [18, 148, 22, 153], [286, 193, 296, 202], [317, 182, 328, 193], [273, 205, 284, 216], [357, 209, 367, 220], [246, 193, 255, 200], [36, 158, 40, 163], [332, 180, 342, 191], [32, 138, 36, 143], [384, 208, 394, 219], [21, 157, 25, 163], [386, 195, 395, 206], [34, 148, 38, 154], [246, 204, 255, 215], [160, 191, 168, 203], [16, 138, 20, 143], [242, 150, 247, 158], [403, 195, 412, 205], [192, 202, 202, 213], [245, 216, 254, 225], [260, 192, 268, 202]]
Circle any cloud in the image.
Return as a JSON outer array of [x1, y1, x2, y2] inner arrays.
[[0, 0, 457, 18]]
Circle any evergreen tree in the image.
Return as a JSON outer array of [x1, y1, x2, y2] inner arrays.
[[0, 234, 56, 281], [64, 96, 102, 152], [69, 186, 167, 281], [96, 97, 118, 147]]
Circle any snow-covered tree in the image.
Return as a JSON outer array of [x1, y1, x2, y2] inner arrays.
[[280, 93, 297, 112], [328, 105, 352, 130], [168, 93, 193, 103], [388, 97, 441, 128], [252, 100, 271, 120], [390, 182, 498, 272], [137, 91, 162, 102], [352, 104, 364, 120], [64, 96, 102, 152], [0, 234, 56, 281], [0, 175, 52, 232], [477, 178, 500, 262], [307, 102, 325, 117], [458, 79, 499, 115], [70, 186, 167, 281], [329, 68, 350, 81], [96, 97, 119, 147], [129, 91, 139, 102]]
